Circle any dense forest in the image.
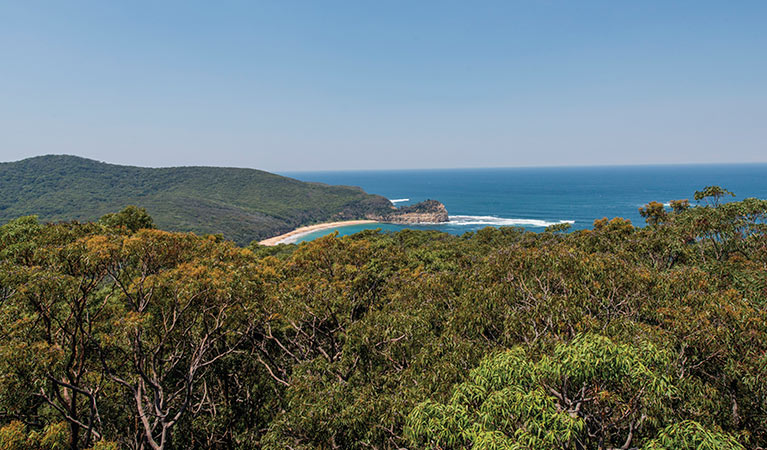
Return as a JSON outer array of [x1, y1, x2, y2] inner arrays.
[[0, 187, 765, 449], [0, 155, 394, 245]]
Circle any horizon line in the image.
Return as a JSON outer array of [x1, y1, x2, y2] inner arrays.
[[279, 160, 767, 174], [4, 153, 767, 174]]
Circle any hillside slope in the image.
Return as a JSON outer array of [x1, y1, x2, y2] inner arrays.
[[0, 155, 394, 244]]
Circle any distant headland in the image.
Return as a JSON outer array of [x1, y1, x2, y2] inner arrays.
[[370, 199, 449, 224], [259, 199, 450, 246], [0, 155, 432, 245]]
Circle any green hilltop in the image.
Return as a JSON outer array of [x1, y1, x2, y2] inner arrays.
[[0, 155, 394, 244]]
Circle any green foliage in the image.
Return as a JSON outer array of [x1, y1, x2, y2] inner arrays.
[[0, 215, 42, 262], [643, 420, 745, 450], [0, 188, 765, 449], [0, 155, 394, 245], [98, 205, 154, 231], [694, 185, 735, 206], [0, 421, 68, 450], [406, 335, 678, 449], [406, 347, 581, 449], [544, 222, 572, 233], [669, 199, 690, 213], [0, 421, 116, 450], [639, 201, 668, 225]]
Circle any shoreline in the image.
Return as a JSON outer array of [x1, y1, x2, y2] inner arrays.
[[258, 220, 379, 246]]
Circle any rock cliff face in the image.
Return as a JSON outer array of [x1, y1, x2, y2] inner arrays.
[[369, 199, 449, 224]]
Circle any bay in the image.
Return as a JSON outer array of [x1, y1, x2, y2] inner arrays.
[[280, 164, 767, 243]]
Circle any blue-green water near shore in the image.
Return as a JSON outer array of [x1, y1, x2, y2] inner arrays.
[[281, 164, 767, 244]]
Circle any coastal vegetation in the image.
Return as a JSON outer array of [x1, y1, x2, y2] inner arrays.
[[0, 187, 765, 449], [0, 155, 395, 245], [372, 199, 449, 224]]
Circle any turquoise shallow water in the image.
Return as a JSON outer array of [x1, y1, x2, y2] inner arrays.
[[280, 164, 767, 244]]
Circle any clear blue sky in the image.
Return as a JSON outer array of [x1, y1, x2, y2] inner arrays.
[[1, 1, 765, 171]]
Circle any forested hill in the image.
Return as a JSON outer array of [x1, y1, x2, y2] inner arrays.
[[0, 155, 394, 244]]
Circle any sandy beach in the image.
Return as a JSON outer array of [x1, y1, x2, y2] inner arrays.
[[258, 220, 379, 246]]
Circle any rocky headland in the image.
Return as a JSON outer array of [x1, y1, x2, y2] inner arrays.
[[370, 199, 449, 224]]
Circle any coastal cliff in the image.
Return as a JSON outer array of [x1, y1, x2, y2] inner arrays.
[[370, 199, 449, 224]]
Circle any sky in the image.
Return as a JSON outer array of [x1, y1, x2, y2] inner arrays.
[[1, 1, 765, 171]]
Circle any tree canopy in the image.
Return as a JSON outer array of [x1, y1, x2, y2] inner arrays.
[[0, 188, 765, 449]]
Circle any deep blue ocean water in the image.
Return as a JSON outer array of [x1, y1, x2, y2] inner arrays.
[[280, 164, 767, 244]]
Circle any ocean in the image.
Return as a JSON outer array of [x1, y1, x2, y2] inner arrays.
[[280, 164, 767, 244]]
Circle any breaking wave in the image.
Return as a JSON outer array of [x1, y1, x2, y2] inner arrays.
[[448, 215, 575, 227], [389, 198, 410, 203]]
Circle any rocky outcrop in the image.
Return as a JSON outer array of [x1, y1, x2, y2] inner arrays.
[[369, 199, 449, 224]]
